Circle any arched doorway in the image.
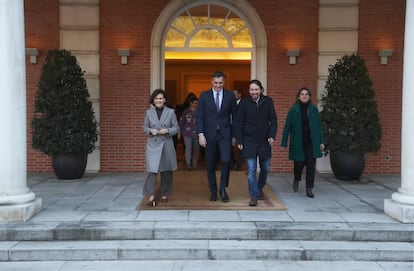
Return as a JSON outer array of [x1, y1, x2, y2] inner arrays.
[[164, 3, 253, 107], [151, 0, 267, 169], [151, 0, 267, 94]]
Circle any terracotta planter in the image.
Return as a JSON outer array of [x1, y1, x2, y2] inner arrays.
[[52, 153, 87, 179]]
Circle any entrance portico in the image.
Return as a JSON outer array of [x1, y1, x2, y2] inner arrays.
[[0, 0, 412, 223]]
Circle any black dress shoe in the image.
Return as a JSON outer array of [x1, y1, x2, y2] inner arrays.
[[306, 188, 314, 198], [219, 189, 229, 202], [293, 180, 299, 192], [249, 197, 257, 206], [209, 193, 217, 201], [258, 190, 264, 200]]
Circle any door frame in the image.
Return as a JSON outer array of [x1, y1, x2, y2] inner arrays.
[[150, 0, 267, 93]]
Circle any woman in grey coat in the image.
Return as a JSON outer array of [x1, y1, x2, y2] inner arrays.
[[143, 89, 179, 206]]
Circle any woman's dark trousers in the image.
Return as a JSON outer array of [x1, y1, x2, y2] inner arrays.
[[293, 141, 316, 188]]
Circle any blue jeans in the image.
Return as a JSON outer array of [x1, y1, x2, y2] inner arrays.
[[246, 158, 270, 198]]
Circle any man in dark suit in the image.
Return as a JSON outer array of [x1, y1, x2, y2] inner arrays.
[[196, 71, 237, 202]]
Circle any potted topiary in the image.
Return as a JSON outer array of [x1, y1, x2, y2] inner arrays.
[[31, 49, 98, 179], [320, 54, 382, 180]]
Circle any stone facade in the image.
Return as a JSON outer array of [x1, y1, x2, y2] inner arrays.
[[24, 0, 405, 173]]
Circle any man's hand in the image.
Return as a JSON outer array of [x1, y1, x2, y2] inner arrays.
[[150, 129, 158, 136], [237, 144, 243, 150], [199, 134, 207, 147], [268, 138, 274, 145]]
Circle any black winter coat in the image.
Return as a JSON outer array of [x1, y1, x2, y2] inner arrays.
[[236, 95, 277, 159]]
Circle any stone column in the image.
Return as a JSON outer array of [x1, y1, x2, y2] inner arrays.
[[0, 0, 41, 221], [384, 0, 414, 223]]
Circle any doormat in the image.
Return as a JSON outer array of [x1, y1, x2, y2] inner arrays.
[[137, 170, 287, 210]]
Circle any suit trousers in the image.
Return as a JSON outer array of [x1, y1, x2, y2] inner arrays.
[[205, 130, 231, 194], [293, 141, 316, 188], [142, 171, 173, 196], [232, 146, 243, 169]]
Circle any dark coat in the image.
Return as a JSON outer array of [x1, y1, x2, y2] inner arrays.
[[196, 89, 237, 142], [281, 102, 324, 161], [236, 95, 277, 159]]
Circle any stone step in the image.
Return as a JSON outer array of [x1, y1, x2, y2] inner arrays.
[[0, 240, 412, 262], [0, 221, 412, 242], [0, 260, 413, 271], [0, 260, 412, 271]]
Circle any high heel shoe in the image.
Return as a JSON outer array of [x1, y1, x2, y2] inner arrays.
[[293, 180, 299, 192], [306, 188, 314, 198], [146, 195, 156, 207]]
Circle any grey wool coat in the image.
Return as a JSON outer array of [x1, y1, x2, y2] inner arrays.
[[143, 106, 179, 173]]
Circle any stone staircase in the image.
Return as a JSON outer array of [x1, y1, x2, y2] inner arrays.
[[4, 173, 409, 270], [0, 221, 412, 266]]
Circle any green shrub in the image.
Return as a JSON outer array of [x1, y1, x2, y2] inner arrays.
[[31, 49, 98, 155], [320, 54, 381, 154]]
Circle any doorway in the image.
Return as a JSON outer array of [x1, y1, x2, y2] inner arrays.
[[165, 60, 250, 108], [153, 0, 266, 170], [165, 59, 250, 170]]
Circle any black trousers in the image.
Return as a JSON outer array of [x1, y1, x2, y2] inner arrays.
[[205, 130, 231, 194], [232, 147, 243, 169], [293, 141, 316, 188]]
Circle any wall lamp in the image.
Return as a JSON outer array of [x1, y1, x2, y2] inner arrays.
[[378, 49, 393, 65], [25, 48, 39, 64], [287, 49, 300, 65], [117, 49, 130, 65]]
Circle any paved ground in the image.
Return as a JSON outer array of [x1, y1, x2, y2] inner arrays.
[[26, 172, 401, 223], [0, 172, 412, 271]]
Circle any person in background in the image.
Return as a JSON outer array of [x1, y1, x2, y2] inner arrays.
[[236, 79, 277, 207], [176, 92, 197, 121], [196, 71, 237, 202], [232, 89, 243, 170], [178, 95, 199, 170], [174, 92, 197, 149], [281, 87, 325, 198], [142, 89, 179, 206]]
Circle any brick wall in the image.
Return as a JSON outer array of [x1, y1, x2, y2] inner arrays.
[[25, 0, 59, 172], [99, 0, 170, 172], [358, 0, 405, 173], [24, 0, 404, 173]]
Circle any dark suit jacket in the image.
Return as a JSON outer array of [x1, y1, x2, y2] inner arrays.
[[196, 89, 237, 142]]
